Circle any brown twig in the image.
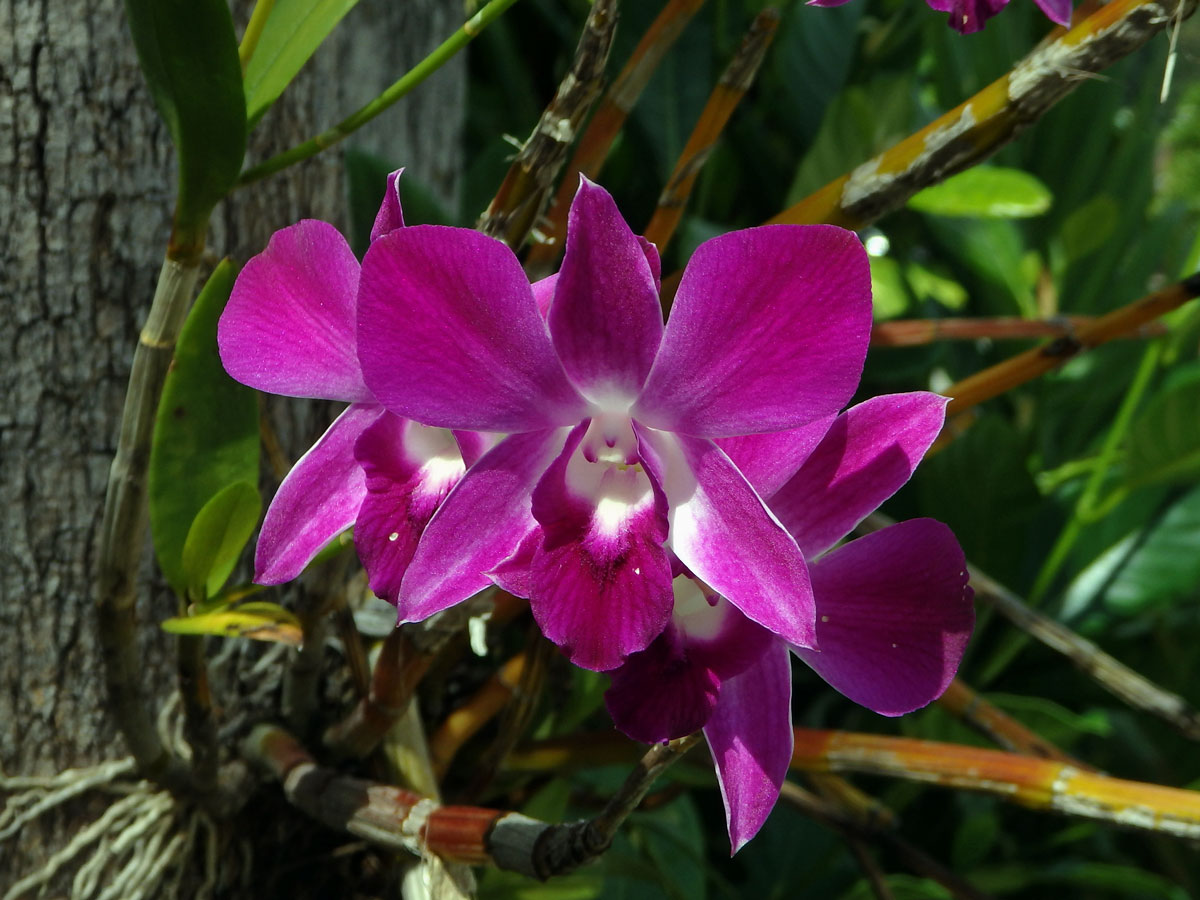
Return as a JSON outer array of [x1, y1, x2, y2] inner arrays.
[[477, 0, 620, 250], [937, 679, 1086, 766], [641, 8, 779, 254], [430, 652, 529, 779], [243, 724, 700, 878], [525, 0, 706, 275], [870, 315, 1168, 347]]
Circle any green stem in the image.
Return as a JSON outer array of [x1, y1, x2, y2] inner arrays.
[[239, 0, 276, 72], [236, 0, 523, 187], [979, 341, 1163, 685]]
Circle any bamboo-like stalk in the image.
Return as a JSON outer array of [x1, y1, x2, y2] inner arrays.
[[429, 652, 528, 779], [942, 275, 1200, 420], [237, 0, 275, 70], [524, 0, 706, 275], [95, 248, 206, 793], [476, 0, 619, 250], [937, 679, 1085, 765], [177, 633, 219, 794], [870, 315, 1167, 347], [642, 8, 779, 254], [244, 724, 700, 877], [768, 0, 1197, 230], [236, 0, 523, 186], [790, 728, 1200, 840]]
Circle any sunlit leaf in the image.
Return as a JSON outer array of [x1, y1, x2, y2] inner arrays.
[[125, 0, 246, 230], [180, 481, 262, 601], [908, 167, 1052, 219], [149, 260, 260, 596], [161, 602, 302, 646], [243, 0, 359, 128]]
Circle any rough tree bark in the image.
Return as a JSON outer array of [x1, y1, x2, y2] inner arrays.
[[0, 0, 463, 894]]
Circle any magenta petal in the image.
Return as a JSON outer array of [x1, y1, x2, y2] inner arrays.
[[639, 428, 816, 649], [1033, 0, 1071, 25], [795, 519, 974, 716], [704, 641, 793, 853], [633, 225, 871, 437], [397, 429, 569, 622], [254, 403, 381, 583], [716, 415, 836, 498], [605, 626, 720, 743], [358, 226, 586, 432], [531, 273, 558, 319], [928, 0, 1010, 32], [638, 236, 662, 291], [453, 430, 500, 469], [354, 414, 465, 603], [770, 392, 947, 558], [526, 422, 674, 671], [219, 220, 370, 403], [549, 178, 664, 400], [369, 168, 406, 243]]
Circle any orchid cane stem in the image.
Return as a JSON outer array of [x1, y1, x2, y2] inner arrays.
[[429, 652, 528, 779], [235, 0, 523, 187], [525, 0, 706, 275], [869, 315, 1167, 347], [937, 679, 1084, 766], [237, 0, 275, 71]]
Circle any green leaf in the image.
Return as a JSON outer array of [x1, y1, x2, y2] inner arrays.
[[869, 255, 911, 320], [243, 0, 360, 128], [180, 481, 262, 601], [161, 602, 302, 646], [149, 260, 260, 597], [1059, 194, 1119, 264], [908, 166, 1052, 219], [1125, 363, 1200, 488], [125, 0, 246, 232]]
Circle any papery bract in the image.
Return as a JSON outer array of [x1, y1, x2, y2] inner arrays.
[[357, 177, 873, 671]]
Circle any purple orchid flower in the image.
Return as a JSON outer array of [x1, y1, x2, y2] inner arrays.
[[809, 0, 1071, 34], [605, 393, 975, 851], [355, 177, 873, 672], [217, 171, 477, 596]]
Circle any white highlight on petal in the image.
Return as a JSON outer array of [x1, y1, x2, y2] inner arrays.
[[404, 420, 468, 498], [565, 413, 655, 536], [672, 575, 729, 642]]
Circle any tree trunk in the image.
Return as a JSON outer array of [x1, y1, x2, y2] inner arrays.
[[0, 0, 463, 894]]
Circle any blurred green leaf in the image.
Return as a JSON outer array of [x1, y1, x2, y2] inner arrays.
[[180, 481, 261, 601], [125, 0, 246, 231], [870, 255, 912, 319], [1098, 485, 1200, 615], [161, 602, 302, 646], [242, 0, 359, 128], [149, 260, 260, 597], [908, 167, 1052, 219], [1125, 363, 1200, 488], [1059, 194, 1120, 265], [906, 260, 968, 310]]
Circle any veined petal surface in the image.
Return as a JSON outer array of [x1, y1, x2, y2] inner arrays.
[[354, 415, 465, 603], [369, 168, 406, 243], [219, 220, 369, 403], [770, 392, 947, 558], [716, 415, 836, 498], [549, 179, 663, 400], [704, 641, 793, 853], [358, 226, 586, 433], [397, 429, 569, 622], [794, 519, 974, 716], [254, 403, 382, 583], [633, 225, 871, 437], [639, 428, 816, 649]]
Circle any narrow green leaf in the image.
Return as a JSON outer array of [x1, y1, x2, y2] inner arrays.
[[149, 260, 260, 596], [908, 166, 1052, 219], [1125, 364, 1200, 488], [180, 481, 262, 601], [161, 602, 302, 646], [125, 0, 246, 230], [243, 0, 359, 128]]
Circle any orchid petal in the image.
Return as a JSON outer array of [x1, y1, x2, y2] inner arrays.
[[604, 626, 720, 743], [549, 178, 664, 401], [219, 220, 370, 403], [453, 430, 500, 469], [638, 428, 816, 649], [524, 422, 674, 671], [354, 415, 465, 603], [794, 519, 974, 716], [358, 226, 586, 432], [633, 225, 871, 437], [704, 641, 793, 853], [927, 0, 1010, 32], [716, 415, 836, 498], [369, 168, 406, 243], [531, 274, 558, 319], [397, 428, 569, 622], [770, 393, 947, 557], [254, 403, 381, 583], [1033, 0, 1071, 25]]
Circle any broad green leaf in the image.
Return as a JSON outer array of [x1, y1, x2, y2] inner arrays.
[[869, 255, 911, 320], [1125, 363, 1200, 488], [149, 260, 260, 596], [161, 602, 302, 646], [180, 481, 262, 601], [243, 0, 359, 128], [905, 260, 968, 310], [125, 0, 246, 231], [908, 167, 1052, 219], [1059, 194, 1119, 264]]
